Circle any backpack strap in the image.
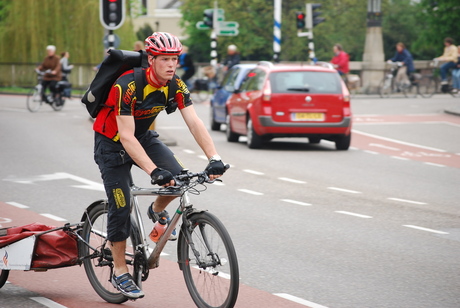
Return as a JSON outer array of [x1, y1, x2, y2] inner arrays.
[[165, 75, 179, 114], [134, 67, 145, 104]]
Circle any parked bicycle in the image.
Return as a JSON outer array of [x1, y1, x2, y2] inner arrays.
[[26, 69, 71, 112], [79, 168, 239, 306], [379, 61, 418, 98]]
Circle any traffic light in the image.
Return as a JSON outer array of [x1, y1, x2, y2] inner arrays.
[[306, 3, 325, 29], [203, 9, 214, 28], [100, 0, 125, 30], [296, 12, 306, 30]]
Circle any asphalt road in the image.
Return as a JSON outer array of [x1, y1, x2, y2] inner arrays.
[[0, 93, 459, 308]]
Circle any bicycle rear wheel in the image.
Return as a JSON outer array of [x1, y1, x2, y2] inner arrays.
[[0, 270, 9, 289], [178, 212, 239, 308], [418, 75, 437, 98], [51, 95, 65, 111], [79, 201, 142, 304], [403, 83, 418, 98], [26, 86, 42, 112]]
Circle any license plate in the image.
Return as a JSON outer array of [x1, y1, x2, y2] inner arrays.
[[292, 113, 325, 121]]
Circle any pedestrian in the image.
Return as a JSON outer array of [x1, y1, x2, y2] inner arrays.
[[451, 46, 460, 94], [330, 43, 350, 77], [178, 45, 195, 89], [92, 32, 226, 299], [60, 51, 74, 80], [222, 44, 240, 72], [133, 40, 144, 51], [434, 37, 458, 91], [387, 42, 414, 88], [36, 45, 61, 104]]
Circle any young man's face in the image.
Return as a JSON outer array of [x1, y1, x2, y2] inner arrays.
[[150, 55, 178, 82]]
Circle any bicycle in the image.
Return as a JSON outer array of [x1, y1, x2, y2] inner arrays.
[[78, 167, 239, 307], [417, 60, 460, 98], [379, 61, 418, 98], [26, 69, 71, 112]]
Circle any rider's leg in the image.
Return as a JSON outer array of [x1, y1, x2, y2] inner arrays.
[[440, 62, 456, 83], [111, 240, 128, 276]]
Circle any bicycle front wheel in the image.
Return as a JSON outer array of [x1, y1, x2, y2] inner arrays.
[[26, 86, 42, 112], [418, 75, 436, 98], [378, 77, 393, 98], [51, 95, 65, 111], [178, 212, 239, 308], [79, 201, 142, 304]]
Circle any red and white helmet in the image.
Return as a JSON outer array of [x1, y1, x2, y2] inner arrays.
[[145, 32, 183, 56]]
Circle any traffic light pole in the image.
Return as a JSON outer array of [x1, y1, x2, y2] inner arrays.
[[210, 1, 218, 66]]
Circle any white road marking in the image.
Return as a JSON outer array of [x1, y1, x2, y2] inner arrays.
[[3, 172, 104, 191], [40, 214, 67, 222], [327, 187, 362, 194], [237, 189, 264, 196], [403, 225, 449, 235], [281, 199, 311, 206], [364, 150, 379, 155], [278, 177, 306, 184], [198, 155, 208, 160], [335, 211, 372, 218], [369, 143, 400, 151], [6, 201, 29, 209], [30, 297, 68, 308], [353, 129, 447, 152], [388, 198, 427, 205], [424, 162, 445, 167], [243, 169, 265, 175], [274, 293, 329, 308], [391, 156, 409, 161], [183, 149, 195, 154]]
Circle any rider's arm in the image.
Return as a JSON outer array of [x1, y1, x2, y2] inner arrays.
[[180, 105, 219, 160]]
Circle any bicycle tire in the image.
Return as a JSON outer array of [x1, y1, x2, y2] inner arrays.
[[26, 86, 42, 112], [178, 212, 239, 308], [403, 83, 418, 98], [378, 77, 393, 98], [51, 95, 65, 111], [79, 201, 142, 304], [418, 75, 436, 98], [197, 90, 211, 102], [0, 270, 9, 289]]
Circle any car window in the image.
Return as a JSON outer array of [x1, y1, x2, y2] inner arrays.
[[241, 69, 266, 92], [222, 67, 239, 87], [270, 71, 342, 94]]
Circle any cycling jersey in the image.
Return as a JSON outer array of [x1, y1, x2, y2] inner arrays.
[[93, 67, 192, 141]]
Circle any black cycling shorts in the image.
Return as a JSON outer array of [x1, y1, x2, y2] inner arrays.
[[94, 130, 184, 242]]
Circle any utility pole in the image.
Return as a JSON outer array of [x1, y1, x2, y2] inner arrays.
[[273, 0, 281, 63]]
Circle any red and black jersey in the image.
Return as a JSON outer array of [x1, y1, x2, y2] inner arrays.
[[93, 67, 192, 141]]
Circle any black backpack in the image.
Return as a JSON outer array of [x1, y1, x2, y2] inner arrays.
[[82, 49, 178, 118]]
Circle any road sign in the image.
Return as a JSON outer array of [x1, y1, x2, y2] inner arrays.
[[204, 8, 225, 21], [217, 28, 239, 36], [196, 21, 211, 30], [218, 21, 239, 28]]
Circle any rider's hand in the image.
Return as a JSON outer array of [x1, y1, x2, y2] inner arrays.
[[206, 156, 226, 177], [150, 168, 174, 186]]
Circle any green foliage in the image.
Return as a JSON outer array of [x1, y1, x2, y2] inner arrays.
[[0, 0, 137, 64], [136, 23, 154, 41]]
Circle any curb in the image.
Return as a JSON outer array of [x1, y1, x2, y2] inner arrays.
[[444, 108, 460, 116]]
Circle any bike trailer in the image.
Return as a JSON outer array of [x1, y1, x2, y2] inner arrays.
[[0, 223, 79, 271]]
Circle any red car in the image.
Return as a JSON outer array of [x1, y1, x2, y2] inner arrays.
[[225, 61, 352, 150]]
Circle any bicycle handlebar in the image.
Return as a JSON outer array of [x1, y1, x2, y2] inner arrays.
[[174, 164, 230, 186]]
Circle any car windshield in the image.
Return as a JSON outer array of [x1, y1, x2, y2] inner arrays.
[[270, 71, 342, 94]]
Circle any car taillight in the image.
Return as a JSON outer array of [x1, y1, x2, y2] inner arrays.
[[262, 81, 271, 102]]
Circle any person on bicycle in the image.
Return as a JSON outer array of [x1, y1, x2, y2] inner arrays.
[[434, 37, 458, 91], [387, 42, 414, 89], [36, 45, 61, 104], [93, 32, 226, 299]]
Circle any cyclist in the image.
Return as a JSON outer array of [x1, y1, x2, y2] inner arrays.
[[387, 42, 414, 90], [93, 32, 226, 299], [434, 37, 458, 92], [36, 45, 62, 104]]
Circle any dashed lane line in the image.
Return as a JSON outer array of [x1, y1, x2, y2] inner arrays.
[[237, 189, 264, 196], [387, 198, 427, 205], [281, 199, 311, 206], [327, 187, 362, 194], [335, 211, 372, 219], [278, 177, 306, 184], [403, 225, 449, 235], [243, 169, 265, 175], [274, 293, 329, 308], [6, 201, 29, 209], [424, 162, 445, 167]]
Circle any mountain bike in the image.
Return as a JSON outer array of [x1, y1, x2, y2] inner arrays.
[[78, 168, 239, 307], [26, 69, 71, 112], [379, 61, 418, 98]]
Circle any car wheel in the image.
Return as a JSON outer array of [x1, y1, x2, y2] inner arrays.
[[210, 108, 221, 131], [309, 137, 321, 144], [246, 117, 263, 149], [226, 114, 239, 142], [335, 134, 351, 150]]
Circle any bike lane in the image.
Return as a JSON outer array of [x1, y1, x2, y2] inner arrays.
[[352, 113, 460, 168], [0, 202, 310, 308]]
